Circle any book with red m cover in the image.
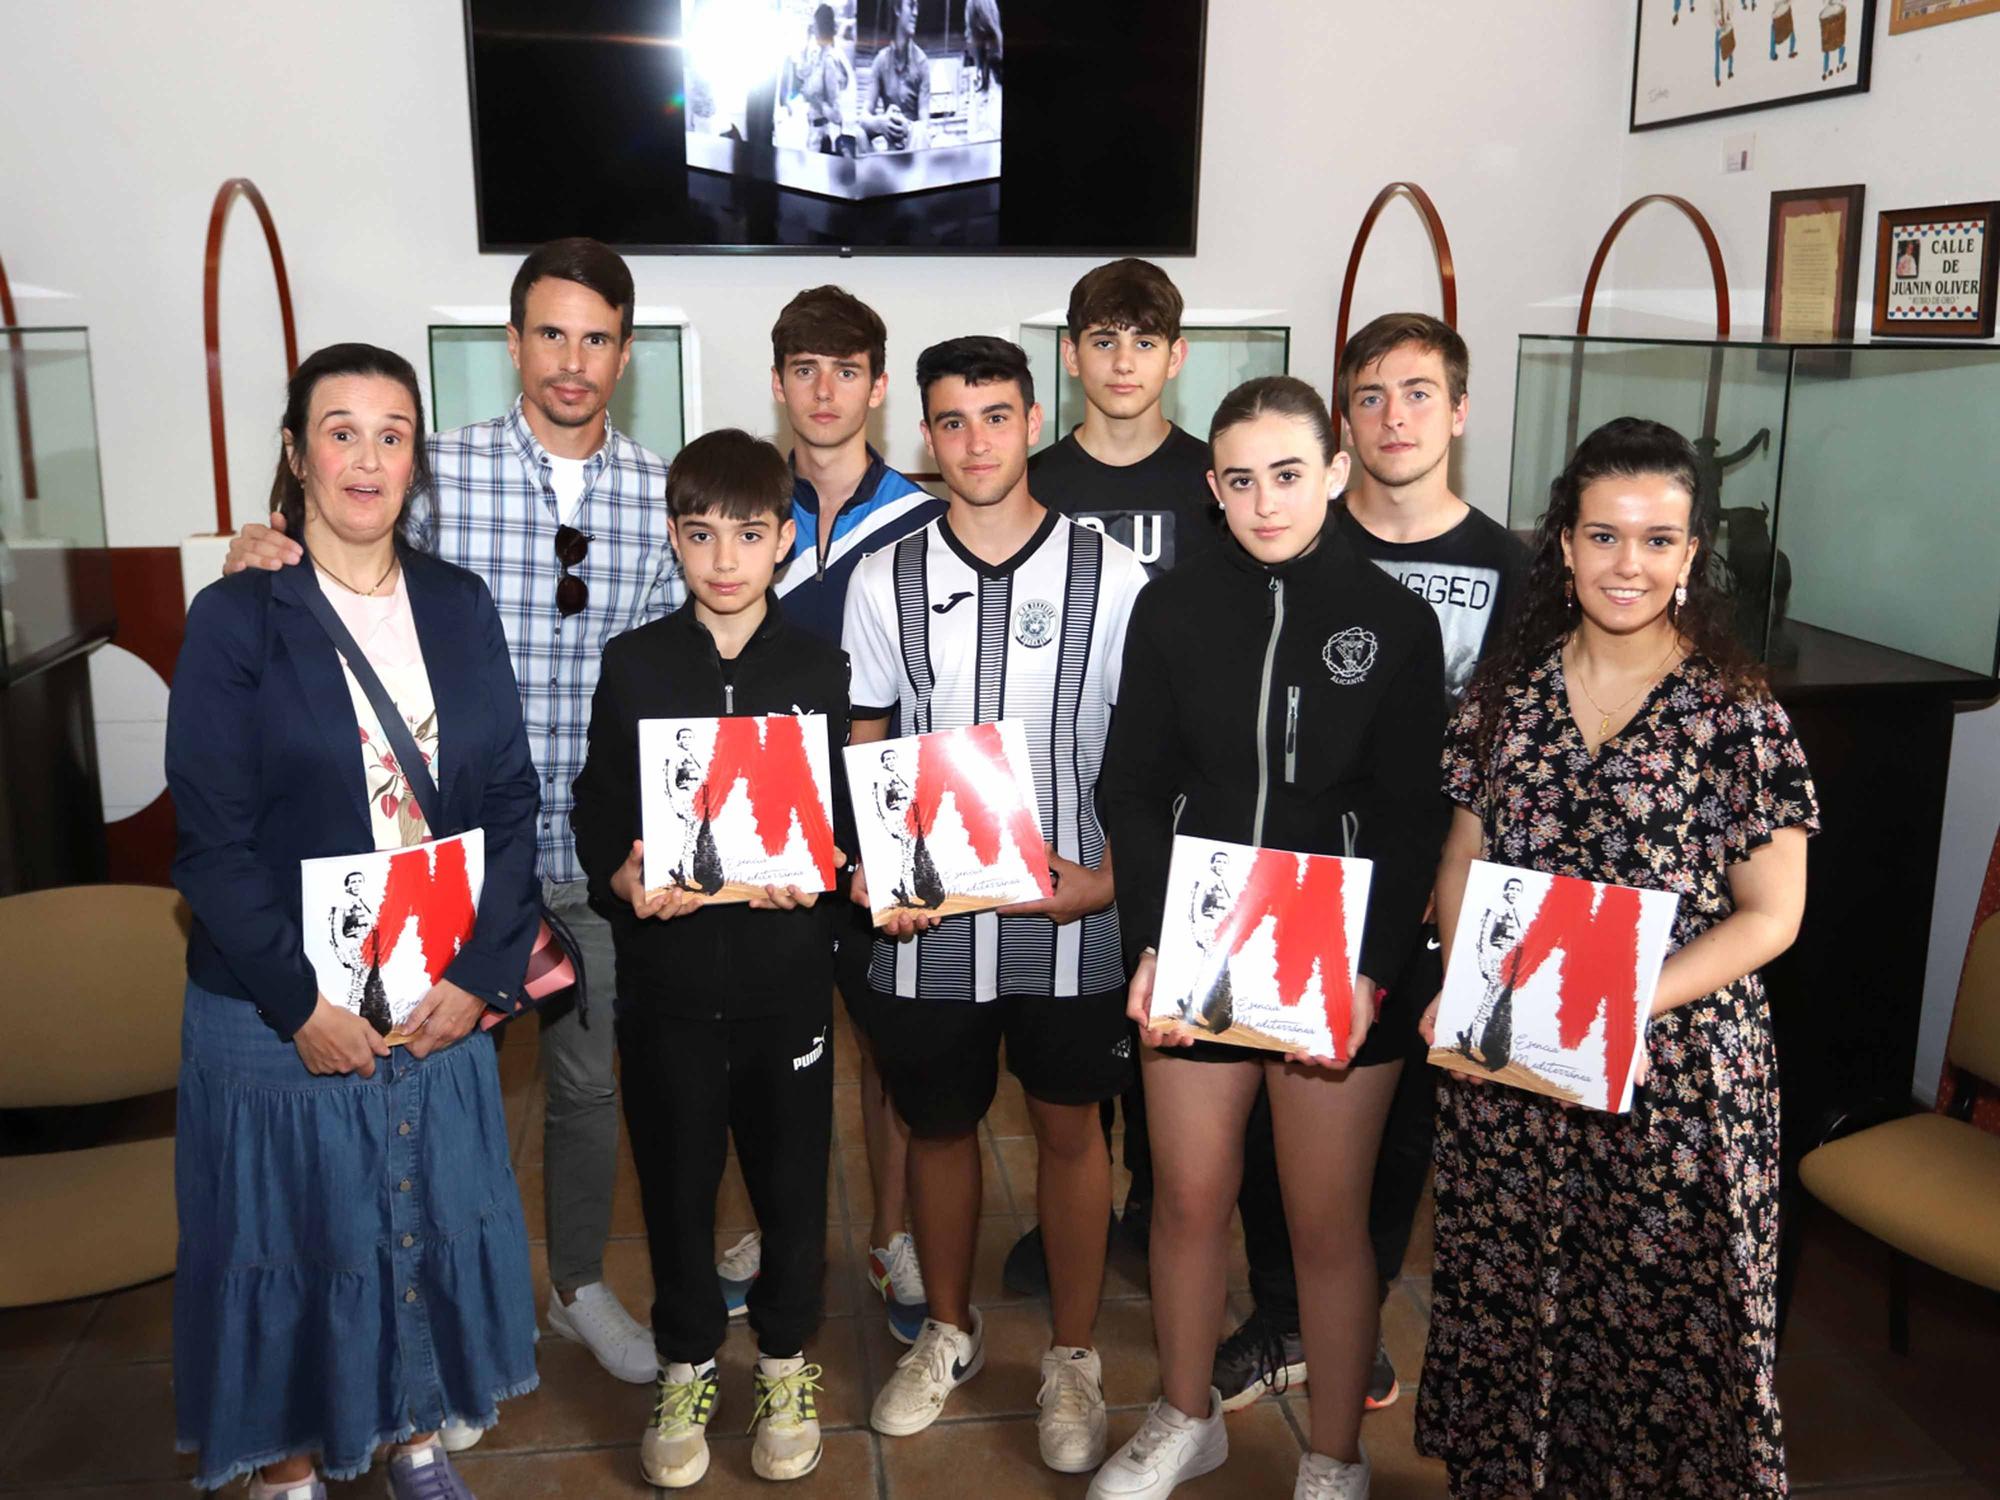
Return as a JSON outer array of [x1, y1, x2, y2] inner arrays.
[[842, 719, 1053, 926], [1148, 835, 1373, 1061], [300, 829, 486, 1044], [639, 714, 838, 901], [1430, 860, 1680, 1112]]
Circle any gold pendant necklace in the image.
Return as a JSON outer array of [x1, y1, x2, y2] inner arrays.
[[316, 554, 399, 596], [1571, 637, 1680, 740]]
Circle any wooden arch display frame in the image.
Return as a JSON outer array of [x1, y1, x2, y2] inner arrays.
[[0, 250, 36, 502], [1576, 193, 1731, 338], [203, 178, 299, 536], [1334, 182, 1459, 378]]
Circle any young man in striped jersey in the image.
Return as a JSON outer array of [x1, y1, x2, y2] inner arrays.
[[844, 337, 1149, 1473]]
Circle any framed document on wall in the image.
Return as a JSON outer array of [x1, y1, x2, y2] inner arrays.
[[1889, 0, 2000, 32], [1764, 185, 1866, 342], [1631, 0, 1875, 132], [1873, 202, 1999, 338]]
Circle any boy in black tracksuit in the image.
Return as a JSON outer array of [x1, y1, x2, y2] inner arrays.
[[571, 429, 854, 1489]]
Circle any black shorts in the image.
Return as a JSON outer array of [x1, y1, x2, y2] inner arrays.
[[867, 987, 1136, 1138], [1171, 930, 1439, 1069]]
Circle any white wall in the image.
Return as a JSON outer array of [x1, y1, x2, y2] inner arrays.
[[1607, 1, 2000, 1103], [0, 1, 1632, 552]]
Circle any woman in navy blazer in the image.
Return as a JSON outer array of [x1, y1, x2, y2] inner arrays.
[[166, 345, 539, 1499]]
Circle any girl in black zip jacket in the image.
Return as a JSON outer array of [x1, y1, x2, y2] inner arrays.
[[1090, 377, 1447, 1500]]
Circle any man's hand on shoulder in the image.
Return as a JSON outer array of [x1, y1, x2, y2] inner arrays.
[[222, 511, 304, 575]]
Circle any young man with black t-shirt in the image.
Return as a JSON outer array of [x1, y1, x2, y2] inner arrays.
[[1028, 257, 1222, 574], [844, 337, 1148, 1474], [1218, 313, 1528, 1416], [1003, 258, 1214, 1295]]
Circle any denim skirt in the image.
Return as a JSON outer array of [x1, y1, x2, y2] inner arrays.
[[173, 982, 539, 1488]]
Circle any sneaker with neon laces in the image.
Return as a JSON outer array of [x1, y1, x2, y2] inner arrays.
[[1213, 1309, 1307, 1412], [642, 1361, 720, 1489], [1365, 1339, 1399, 1411], [383, 1438, 474, 1499], [716, 1231, 762, 1320], [750, 1354, 825, 1480], [866, 1230, 929, 1344], [1086, 1389, 1227, 1498], [1294, 1445, 1370, 1499], [438, 1418, 483, 1454], [547, 1281, 657, 1384], [248, 1477, 325, 1500], [868, 1311, 983, 1436], [1036, 1345, 1107, 1473]]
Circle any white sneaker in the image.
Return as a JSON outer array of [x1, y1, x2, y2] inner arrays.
[[1294, 1445, 1370, 1499], [641, 1361, 719, 1489], [547, 1282, 658, 1384], [438, 1418, 484, 1453], [750, 1354, 825, 1481], [868, 1311, 984, 1436], [717, 1230, 762, 1319], [1086, 1389, 1228, 1498], [1037, 1345, 1108, 1473], [867, 1230, 929, 1344]]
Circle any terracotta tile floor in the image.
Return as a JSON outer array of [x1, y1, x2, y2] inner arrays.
[[5, 1014, 1997, 1497]]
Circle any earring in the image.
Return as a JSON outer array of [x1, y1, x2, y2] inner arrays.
[[1674, 582, 1688, 613], [1564, 575, 1576, 610]]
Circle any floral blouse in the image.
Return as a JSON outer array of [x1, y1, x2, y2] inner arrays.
[[1444, 648, 1819, 951]]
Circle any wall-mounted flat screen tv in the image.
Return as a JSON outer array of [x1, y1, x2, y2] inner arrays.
[[463, 0, 1207, 254]]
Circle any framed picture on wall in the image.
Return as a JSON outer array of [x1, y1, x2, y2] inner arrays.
[[1872, 202, 2000, 338], [1631, 0, 1875, 132], [1764, 185, 1867, 342], [1888, 0, 2000, 31]]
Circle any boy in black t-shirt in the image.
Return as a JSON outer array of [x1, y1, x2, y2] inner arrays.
[[1004, 257, 1214, 1297], [1218, 313, 1528, 1416], [1028, 257, 1221, 576]]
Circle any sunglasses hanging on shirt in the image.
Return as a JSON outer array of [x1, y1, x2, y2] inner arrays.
[[555, 524, 591, 618]]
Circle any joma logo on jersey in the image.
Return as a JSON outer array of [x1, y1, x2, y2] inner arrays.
[[1323, 628, 1379, 685], [1014, 599, 1058, 648]]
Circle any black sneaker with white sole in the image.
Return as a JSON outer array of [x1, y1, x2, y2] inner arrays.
[[1213, 1310, 1307, 1412]]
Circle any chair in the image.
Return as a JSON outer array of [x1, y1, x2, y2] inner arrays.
[[0, 885, 188, 1306], [1798, 910, 2000, 1352]]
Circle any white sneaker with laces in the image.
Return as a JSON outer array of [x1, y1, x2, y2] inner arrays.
[[547, 1281, 658, 1384], [1294, 1446, 1370, 1499], [868, 1311, 984, 1436], [438, 1418, 483, 1453], [1086, 1389, 1228, 1498], [1037, 1345, 1108, 1473], [717, 1230, 762, 1319], [750, 1354, 825, 1480], [867, 1230, 930, 1344], [642, 1361, 719, 1489]]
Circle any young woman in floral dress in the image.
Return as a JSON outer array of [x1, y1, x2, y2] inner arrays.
[[1416, 417, 1818, 1498]]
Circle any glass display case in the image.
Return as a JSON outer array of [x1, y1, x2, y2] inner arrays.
[[0, 325, 113, 680], [1509, 335, 2000, 688], [1020, 314, 1290, 455], [427, 319, 693, 462]]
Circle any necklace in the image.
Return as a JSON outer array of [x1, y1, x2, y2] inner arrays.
[[315, 554, 399, 597], [1569, 636, 1681, 741]]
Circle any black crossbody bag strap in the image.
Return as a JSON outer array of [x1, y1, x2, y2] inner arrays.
[[294, 557, 587, 1024], [295, 560, 444, 831]]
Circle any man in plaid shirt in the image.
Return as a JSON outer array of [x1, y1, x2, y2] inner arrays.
[[225, 238, 679, 1412]]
